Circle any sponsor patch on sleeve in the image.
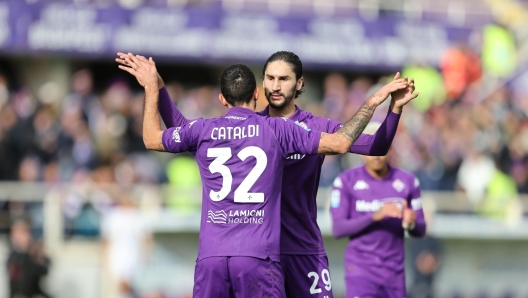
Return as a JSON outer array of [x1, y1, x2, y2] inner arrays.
[[331, 190, 341, 208], [172, 127, 182, 143], [411, 198, 422, 210]]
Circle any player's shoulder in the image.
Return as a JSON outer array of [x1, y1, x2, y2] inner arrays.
[[296, 109, 331, 129], [333, 166, 363, 187], [392, 167, 420, 188]]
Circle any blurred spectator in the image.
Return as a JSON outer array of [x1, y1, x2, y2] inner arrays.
[[441, 43, 482, 101], [101, 193, 152, 298], [402, 63, 446, 112], [165, 155, 201, 213], [478, 160, 522, 225], [7, 220, 51, 298], [482, 24, 517, 78], [457, 149, 496, 204]]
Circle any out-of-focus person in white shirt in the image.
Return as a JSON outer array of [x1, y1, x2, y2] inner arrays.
[[101, 193, 152, 298]]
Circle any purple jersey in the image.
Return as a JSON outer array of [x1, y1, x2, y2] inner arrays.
[[330, 165, 426, 288], [162, 106, 321, 261], [258, 106, 401, 255], [157, 87, 400, 255]]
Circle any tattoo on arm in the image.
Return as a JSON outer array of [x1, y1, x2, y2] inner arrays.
[[337, 101, 376, 143]]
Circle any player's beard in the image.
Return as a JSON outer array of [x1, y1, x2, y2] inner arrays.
[[264, 86, 296, 110]]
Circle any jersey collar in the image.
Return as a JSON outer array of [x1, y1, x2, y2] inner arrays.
[[224, 106, 256, 117], [260, 105, 302, 122]]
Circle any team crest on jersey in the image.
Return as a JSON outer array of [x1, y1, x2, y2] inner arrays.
[[294, 120, 311, 131], [392, 179, 405, 192], [353, 180, 369, 190], [172, 127, 182, 143]]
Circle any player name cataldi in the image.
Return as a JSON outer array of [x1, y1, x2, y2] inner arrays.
[[211, 125, 260, 140]]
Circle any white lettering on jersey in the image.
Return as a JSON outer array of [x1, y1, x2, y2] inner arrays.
[[286, 154, 305, 160], [356, 198, 405, 212], [225, 116, 246, 120], [333, 177, 343, 188], [353, 180, 369, 190], [411, 198, 422, 210], [356, 200, 383, 212], [211, 125, 259, 140], [392, 179, 405, 192], [172, 127, 181, 143], [331, 190, 340, 208]]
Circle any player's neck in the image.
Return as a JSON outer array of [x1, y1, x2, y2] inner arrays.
[[365, 165, 390, 180], [268, 102, 296, 118], [230, 103, 256, 112]]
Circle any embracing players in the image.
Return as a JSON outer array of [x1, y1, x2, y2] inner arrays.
[[118, 54, 411, 297]]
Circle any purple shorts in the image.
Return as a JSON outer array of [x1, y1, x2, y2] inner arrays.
[[280, 254, 334, 298], [193, 256, 286, 298], [346, 275, 406, 298]]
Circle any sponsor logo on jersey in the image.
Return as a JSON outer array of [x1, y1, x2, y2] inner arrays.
[[172, 127, 181, 143], [392, 179, 405, 192], [333, 177, 343, 188], [207, 210, 227, 224], [294, 120, 311, 131], [286, 154, 305, 160], [207, 209, 265, 224], [356, 197, 405, 212], [225, 116, 247, 120], [353, 180, 369, 190], [331, 190, 340, 208]]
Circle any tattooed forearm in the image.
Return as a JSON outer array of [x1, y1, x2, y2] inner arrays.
[[337, 101, 376, 143], [318, 99, 377, 155]]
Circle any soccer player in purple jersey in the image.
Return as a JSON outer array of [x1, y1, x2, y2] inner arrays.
[[116, 51, 418, 298], [117, 54, 409, 297], [330, 122, 427, 298]]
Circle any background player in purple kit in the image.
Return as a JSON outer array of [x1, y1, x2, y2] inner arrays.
[[117, 54, 409, 297], [330, 122, 427, 298], [116, 50, 418, 298]]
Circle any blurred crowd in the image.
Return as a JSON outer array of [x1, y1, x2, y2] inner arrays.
[[0, 24, 526, 221]]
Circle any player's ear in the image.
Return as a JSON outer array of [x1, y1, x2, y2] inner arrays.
[[297, 77, 304, 91], [218, 94, 228, 107], [253, 87, 259, 102]]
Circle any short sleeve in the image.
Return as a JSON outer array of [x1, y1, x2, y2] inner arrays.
[[162, 118, 205, 153], [267, 117, 321, 156]]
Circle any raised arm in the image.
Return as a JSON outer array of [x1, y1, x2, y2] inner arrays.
[[318, 73, 412, 155], [325, 77, 417, 156], [118, 54, 165, 151], [117, 52, 190, 128], [403, 177, 427, 238]]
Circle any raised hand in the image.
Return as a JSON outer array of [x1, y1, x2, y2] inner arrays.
[[367, 72, 410, 107], [390, 77, 419, 113], [372, 202, 403, 222], [116, 52, 159, 89]]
